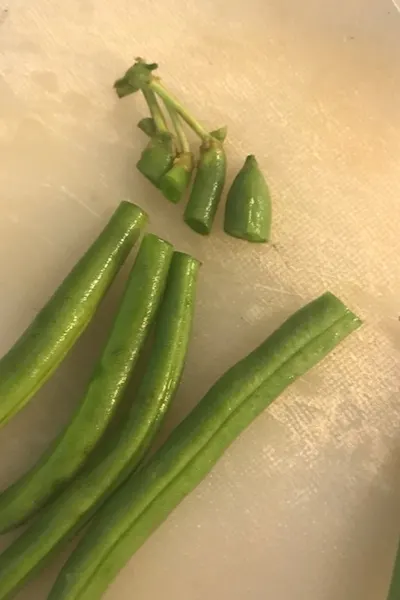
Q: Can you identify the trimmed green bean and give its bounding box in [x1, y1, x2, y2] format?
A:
[0, 201, 147, 428]
[49, 292, 361, 600]
[159, 152, 194, 204]
[224, 155, 272, 243]
[136, 132, 175, 187]
[0, 252, 200, 600]
[0, 233, 172, 532]
[184, 138, 227, 235]
[158, 103, 193, 204]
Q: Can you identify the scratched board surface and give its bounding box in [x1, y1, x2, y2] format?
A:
[0, 0, 400, 598]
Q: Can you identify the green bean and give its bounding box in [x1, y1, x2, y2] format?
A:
[224, 155, 272, 243]
[136, 132, 175, 187]
[156, 102, 193, 204]
[0, 201, 147, 428]
[0, 251, 200, 600]
[0, 233, 172, 533]
[159, 152, 194, 204]
[136, 88, 176, 187]
[48, 292, 361, 600]
[387, 537, 400, 600]
[184, 138, 227, 234]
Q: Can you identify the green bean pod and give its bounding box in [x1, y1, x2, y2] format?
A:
[0, 252, 200, 600]
[387, 538, 400, 600]
[224, 155, 272, 243]
[184, 137, 227, 235]
[49, 292, 361, 600]
[0, 233, 173, 533]
[0, 201, 147, 429]
[136, 132, 175, 186]
[159, 152, 194, 204]
[137, 117, 157, 137]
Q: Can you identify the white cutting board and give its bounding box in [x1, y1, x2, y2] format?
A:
[0, 1, 400, 598]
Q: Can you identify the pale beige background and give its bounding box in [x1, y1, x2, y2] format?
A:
[0, 0, 400, 599]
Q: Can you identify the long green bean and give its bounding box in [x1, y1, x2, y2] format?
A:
[0, 201, 147, 427]
[49, 292, 361, 600]
[0, 233, 172, 532]
[0, 252, 200, 600]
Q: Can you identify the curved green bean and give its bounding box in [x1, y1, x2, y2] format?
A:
[0, 233, 173, 532]
[0, 201, 147, 428]
[49, 292, 361, 600]
[0, 251, 200, 600]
